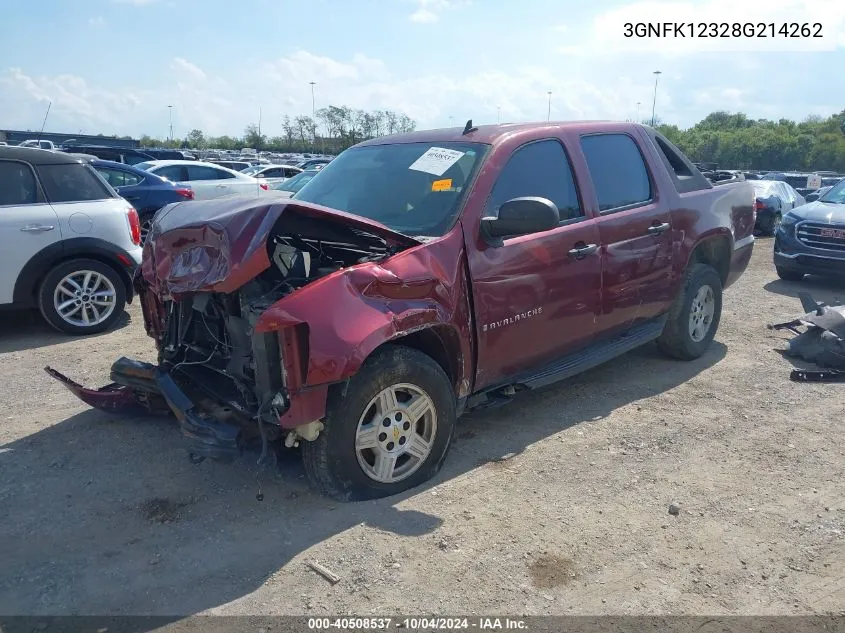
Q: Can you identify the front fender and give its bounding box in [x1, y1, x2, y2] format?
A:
[253, 229, 474, 398]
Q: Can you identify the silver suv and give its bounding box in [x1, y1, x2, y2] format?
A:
[0, 146, 143, 334]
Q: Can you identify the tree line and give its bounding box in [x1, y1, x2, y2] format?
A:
[656, 110, 845, 173]
[139, 105, 416, 154]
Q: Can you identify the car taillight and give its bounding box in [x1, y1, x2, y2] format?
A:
[259, 183, 269, 191]
[127, 207, 141, 246]
[755, 200, 765, 210]
[175, 187, 194, 199]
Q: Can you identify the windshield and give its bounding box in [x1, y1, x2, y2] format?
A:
[820, 179, 845, 204]
[293, 142, 489, 237]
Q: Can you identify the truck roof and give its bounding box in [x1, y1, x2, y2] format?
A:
[358, 121, 644, 147]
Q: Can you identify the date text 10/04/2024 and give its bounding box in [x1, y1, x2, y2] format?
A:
[623, 22, 823, 38]
[307, 617, 528, 630]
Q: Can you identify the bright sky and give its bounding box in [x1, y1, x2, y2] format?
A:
[2, 0, 844, 138]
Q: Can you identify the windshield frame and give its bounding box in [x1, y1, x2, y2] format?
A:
[819, 179, 845, 204]
[291, 141, 491, 238]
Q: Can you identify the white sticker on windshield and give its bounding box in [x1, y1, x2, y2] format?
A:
[408, 147, 465, 176]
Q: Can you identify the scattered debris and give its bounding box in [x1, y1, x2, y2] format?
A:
[770, 294, 845, 381]
[306, 560, 341, 585]
[494, 452, 517, 462]
[668, 502, 681, 516]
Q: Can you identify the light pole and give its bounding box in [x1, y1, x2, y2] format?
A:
[167, 105, 173, 142]
[497, 106, 501, 125]
[309, 81, 316, 118]
[449, 115, 454, 127]
[650, 71, 661, 127]
[547, 91, 552, 121]
[636, 101, 641, 123]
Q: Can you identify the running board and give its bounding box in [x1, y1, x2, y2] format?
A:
[517, 317, 667, 390]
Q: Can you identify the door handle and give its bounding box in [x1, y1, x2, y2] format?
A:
[215, 184, 227, 188]
[20, 224, 55, 233]
[567, 243, 598, 259]
[647, 222, 670, 235]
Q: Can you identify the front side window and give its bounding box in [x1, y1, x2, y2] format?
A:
[581, 134, 652, 212]
[0, 160, 38, 206]
[35, 164, 115, 203]
[485, 139, 582, 221]
[294, 142, 489, 237]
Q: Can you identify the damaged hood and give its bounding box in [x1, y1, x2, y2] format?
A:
[143, 197, 421, 295]
[790, 200, 845, 223]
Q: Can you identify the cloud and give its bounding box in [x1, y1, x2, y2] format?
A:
[111, 0, 160, 5]
[87, 16, 105, 27]
[408, 0, 466, 24]
[170, 57, 207, 82]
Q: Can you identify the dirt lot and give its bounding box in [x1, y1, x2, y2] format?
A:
[1, 238, 843, 617]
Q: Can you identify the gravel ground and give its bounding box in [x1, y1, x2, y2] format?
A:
[1, 238, 843, 617]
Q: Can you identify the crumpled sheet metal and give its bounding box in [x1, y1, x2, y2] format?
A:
[770, 293, 845, 376]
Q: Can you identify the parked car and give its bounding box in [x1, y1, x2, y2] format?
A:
[48, 122, 754, 500]
[0, 146, 142, 334]
[140, 148, 197, 161]
[243, 164, 303, 180]
[751, 180, 805, 235]
[265, 168, 321, 197]
[773, 178, 845, 281]
[296, 157, 332, 170]
[18, 139, 57, 151]
[88, 159, 195, 242]
[134, 160, 268, 200]
[61, 145, 155, 166]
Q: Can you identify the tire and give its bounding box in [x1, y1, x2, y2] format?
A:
[302, 345, 456, 501]
[657, 263, 723, 361]
[38, 258, 127, 335]
[761, 212, 782, 236]
[776, 266, 804, 282]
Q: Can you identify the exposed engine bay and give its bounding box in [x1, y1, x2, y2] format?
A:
[154, 212, 401, 432]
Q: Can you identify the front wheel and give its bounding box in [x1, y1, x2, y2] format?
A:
[657, 263, 723, 361]
[38, 259, 126, 335]
[302, 345, 456, 501]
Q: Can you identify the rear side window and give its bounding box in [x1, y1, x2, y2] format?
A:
[153, 165, 186, 182]
[581, 134, 652, 212]
[0, 160, 39, 206]
[36, 164, 115, 203]
[187, 165, 226, 180]
[96, 167, 143, 187]
[486, 139, 582, 221]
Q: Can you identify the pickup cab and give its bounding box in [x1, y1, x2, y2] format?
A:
[47, 121, 755, 501]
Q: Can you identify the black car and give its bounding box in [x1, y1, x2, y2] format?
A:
[773, 179, 845, 281]
[752, 179, 805, 235]
[61, 145, 154, 166]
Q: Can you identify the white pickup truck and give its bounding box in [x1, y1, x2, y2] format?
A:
[18, 139, 58, 151]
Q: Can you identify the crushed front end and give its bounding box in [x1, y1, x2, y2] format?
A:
[47, 197, 421, 461]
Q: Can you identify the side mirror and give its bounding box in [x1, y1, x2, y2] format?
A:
[481, 197, 560, 244]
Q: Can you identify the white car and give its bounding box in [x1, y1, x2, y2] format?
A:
[0, 146, 143, 334]
[134, 160, 268, 200]
[18, 139, 57, 151]
[242, 164, 303, 183]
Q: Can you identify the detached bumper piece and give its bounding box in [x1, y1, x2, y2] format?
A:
[46, 357, 243, 462]
[770, 293, 845, 382]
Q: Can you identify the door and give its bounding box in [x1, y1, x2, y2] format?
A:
[0, 160, 63, 304]
[181, 164, 230, 200]
[579, 133, 674, 336]
[465, 139, 602, 389]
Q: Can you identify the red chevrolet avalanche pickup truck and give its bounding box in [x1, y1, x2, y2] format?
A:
[48, 121, 756, 501]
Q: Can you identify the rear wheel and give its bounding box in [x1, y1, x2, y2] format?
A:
[38, 259, 126, 335]
[658, 263, 723, 361]
[776, 266, 804, 282]
[302, 345, 456, 501]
